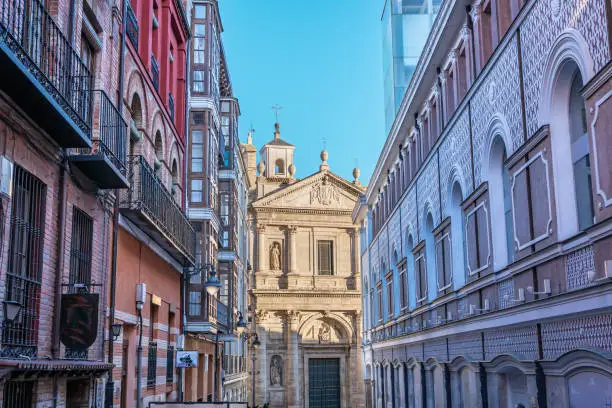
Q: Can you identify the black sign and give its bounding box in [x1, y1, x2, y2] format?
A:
[60, 293, 99, 350]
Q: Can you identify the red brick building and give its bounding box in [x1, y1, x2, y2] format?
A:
[0, 0, 128, 404]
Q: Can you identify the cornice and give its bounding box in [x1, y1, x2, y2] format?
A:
[252, 290, 361, 298]
[251, 207, 353, 216]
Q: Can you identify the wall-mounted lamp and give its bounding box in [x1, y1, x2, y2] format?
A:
[235, 312, 247, 334]
[111, 323, 122, 340]
[204, 265, 221, 296]
[136, 283, 147, 311]
[2, 300, 22, 324]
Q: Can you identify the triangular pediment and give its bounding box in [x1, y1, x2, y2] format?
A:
[252, 170, 363, 212]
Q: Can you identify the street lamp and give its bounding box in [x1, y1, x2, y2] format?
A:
[248, 333, 260, 408]
[2, 300, 22, 324]
[204, 265, 221, 296]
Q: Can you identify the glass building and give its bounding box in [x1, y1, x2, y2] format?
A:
[382, 0, 441, 132]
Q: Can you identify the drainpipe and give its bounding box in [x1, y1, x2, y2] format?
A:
[52, 157, 67, 408]
[105, 0, 128, 405]
[136, 307, 144, 408]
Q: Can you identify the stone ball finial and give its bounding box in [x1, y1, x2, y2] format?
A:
[257, 161, 265, 175]
[320, 149, 328, 163]
[353, 167, 360, 181]
[288, 163, 296, 177]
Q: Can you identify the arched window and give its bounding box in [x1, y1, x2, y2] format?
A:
[449, 181, 466, 287]
[568, 72, 594, 231]
[130, 94, 143, 128]
[423, 212, 436, 301]
[171, 159, 178, 184]
[404, 231, 415, 309]
[488, 135, 514, 270]
[275, 159, 285, 175]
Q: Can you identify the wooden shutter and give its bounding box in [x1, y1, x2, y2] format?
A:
[318, 241, 333, 275]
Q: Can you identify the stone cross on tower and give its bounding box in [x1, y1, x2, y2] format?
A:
[271, 105, 282, 122]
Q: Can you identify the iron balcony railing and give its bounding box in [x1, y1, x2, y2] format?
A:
[0, 0, 92, 136]
[77, 90, 127, 173]
[126, 2, 138, 50]
[151, 55, 159, 90]
[121, 155, 195, 263]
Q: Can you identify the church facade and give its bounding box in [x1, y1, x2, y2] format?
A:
[242, 124, 366, 408]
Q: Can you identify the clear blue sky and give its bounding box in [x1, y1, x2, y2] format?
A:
[219, 1, 385, 185]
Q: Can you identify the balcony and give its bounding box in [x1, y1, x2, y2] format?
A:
[0, 0, 92, 147]
[120, 155, 195, 266]
[185, 287, 230, 334]
[126, 3, 138, 50]
[69, 90, 128, 189]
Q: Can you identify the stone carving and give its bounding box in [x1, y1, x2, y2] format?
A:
[318, 323, 331, 344]
[270, 242, 281, 270]
[270, 355, 283, 386]
[310, 175, 340, 206]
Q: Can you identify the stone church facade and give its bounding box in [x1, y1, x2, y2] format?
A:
[242, 124, 366, 408]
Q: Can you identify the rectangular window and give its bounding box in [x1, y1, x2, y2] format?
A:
[415, 248, 427, 304]
[220, 194, 229, 225]
[193, 71, 205, 93]
[465, 202, 490, 276]
[194, 4, 206, 19]
[377, 285, 383, 322]
[193, 23, 206, 64]
[166, 345, 174, 383]
[399, 263, 408, 309]
[191, 130, 203, 172]
[435, 229, 452, 293]
[386, 277, 393, 318]
[317, 240, 333, 275]
[2, 166, 46, 357]
[81, 36, 95, 74]
[3, 380, 34, 407]
[69, 208, 93, 286]
[191, 180, 203, 203]
[147, 342, 157, 387]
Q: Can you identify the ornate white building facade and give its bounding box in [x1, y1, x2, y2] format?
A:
[354, 0, 612, 405]
[244, 124, 366, 408]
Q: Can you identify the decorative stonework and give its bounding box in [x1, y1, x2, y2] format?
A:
[521, 0, 609, 137]
[471, 36, 523, 186]
[484, 325, 539, 360]
[541, 313, 612, 359]
[270, 242, 282, 271]
[498, 278, 515, 310]
[565, 245, 595, 290]
[448, 332, 482, 361]
[417, 153, 441, 234]
[310, 175, 340, 206]
[439, 107, 473, 218]
[401, 186, 419, 244]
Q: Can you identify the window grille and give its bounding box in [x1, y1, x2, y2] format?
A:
[147, 342, 158, 387]
[166, 346, 174, 383]
[318, 240, 333, 275]
[2, 166, 46, 358]
[69, 208, 93, 287]
[3, 380, 34, 407]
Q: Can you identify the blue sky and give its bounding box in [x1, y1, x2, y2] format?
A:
[219, 1, 385, 185]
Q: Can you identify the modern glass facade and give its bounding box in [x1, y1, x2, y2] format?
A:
[382, 0, 440, 132]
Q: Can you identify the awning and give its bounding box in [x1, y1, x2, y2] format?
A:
[0, 359, 113, 379]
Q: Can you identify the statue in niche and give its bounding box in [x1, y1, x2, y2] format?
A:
[318, 323, 331, 344]
[270, 242, 281, 270]
[270, 355, 283, 386]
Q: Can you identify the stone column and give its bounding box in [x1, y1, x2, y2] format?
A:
[287, 225, 298, 274]
[255, 311, 268, 407]
[257, 225, 266, 273]
[285, 310, 301, 408]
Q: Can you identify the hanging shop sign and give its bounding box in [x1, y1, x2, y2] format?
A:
[60, 293, 100, 350]
[176, 350, 199, 368]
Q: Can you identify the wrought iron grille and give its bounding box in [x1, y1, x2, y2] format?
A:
[69, 208, 93, 286]
[147, 342, 158, 387]
[3, 380, 34, 407]
[0, 0, 92, 135]
[1, 166, 46, 358]
[126, 2, 138, 50]
[168, 92, 174, 121]
[166, 345, 174, 383]
[151, 55, 159, 90]
[120, 155, 195, 262]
